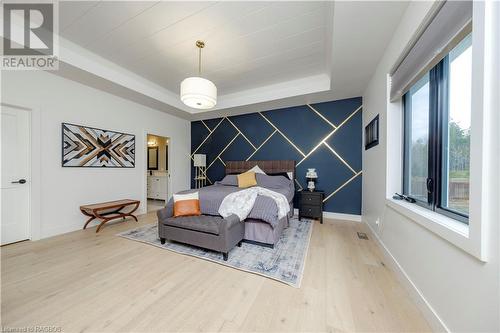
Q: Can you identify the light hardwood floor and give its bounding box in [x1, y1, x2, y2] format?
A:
[1, 212, 431, 332]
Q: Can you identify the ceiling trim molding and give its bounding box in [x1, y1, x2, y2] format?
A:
[1, 2, 409, 120]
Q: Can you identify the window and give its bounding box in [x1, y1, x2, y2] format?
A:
[404, 73, 430, 203]
[403, 34, 471, 223]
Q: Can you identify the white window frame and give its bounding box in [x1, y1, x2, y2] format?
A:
[385, 2, 496, 262]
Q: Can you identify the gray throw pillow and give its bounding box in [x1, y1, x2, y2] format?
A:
[216, 175, 238, 186]
[256, 173, 292, 190]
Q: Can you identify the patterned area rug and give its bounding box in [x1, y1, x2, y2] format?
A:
[118, 217, 313, 288]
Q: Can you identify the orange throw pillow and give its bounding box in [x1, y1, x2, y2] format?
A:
[173, 192, 201, 217]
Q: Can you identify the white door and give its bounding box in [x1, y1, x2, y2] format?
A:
[1, 105, 31, 245]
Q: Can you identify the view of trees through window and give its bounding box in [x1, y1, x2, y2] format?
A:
[404, 33, 471, 222]
[443, 34, 472, 215]
[408, 75, 430, 202]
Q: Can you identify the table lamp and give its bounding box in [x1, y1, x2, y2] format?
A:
[306, 168, 318, 192]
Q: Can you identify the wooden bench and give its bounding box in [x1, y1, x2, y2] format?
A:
[80, 199, 140, 233]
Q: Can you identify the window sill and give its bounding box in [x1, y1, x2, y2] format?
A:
[385, 198, 479, 257]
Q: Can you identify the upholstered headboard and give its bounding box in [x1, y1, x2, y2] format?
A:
[225, 160, 296, 180]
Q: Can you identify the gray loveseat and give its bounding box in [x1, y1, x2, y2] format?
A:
[157, 205, 245, 261]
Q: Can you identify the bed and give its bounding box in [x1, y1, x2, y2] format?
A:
[224, 160, 295, 247]
[162, 160, 296, 248]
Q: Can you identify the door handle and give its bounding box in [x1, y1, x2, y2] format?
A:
[11, 179, 26, 184]
[426, 178, 433, 194]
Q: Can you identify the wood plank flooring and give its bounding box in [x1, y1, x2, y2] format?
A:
[1, 212, 431, 332]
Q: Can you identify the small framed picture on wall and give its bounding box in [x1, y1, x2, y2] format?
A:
[365, 115, 379, 150]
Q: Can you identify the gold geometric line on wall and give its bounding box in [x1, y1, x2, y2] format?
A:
[207, 133, 241, 170]
[192, 104, 362, 192]
[191, 118, 225, 157]
[225, 117, 257, 150]
[296, 131, 334, 167]
[336, 105, 363, 129]
[307, 104, 337, 129]
[259, 112, 306, 157]
[245, 129, 277, 161]
[201, 120, 213, 133]
[297, 105, 363, 167]
[323, 171, 362, 202]
[190, 155, 212, 184]
[294, 179, 303, 191]
[323, 142, 358, 174]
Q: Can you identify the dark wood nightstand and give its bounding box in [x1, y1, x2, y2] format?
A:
[298, 190, 324, 223]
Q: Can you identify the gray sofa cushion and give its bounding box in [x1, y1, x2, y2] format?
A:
[161, 215, 222, 235]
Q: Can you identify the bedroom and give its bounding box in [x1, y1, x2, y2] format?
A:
[1, 1, 499, 332]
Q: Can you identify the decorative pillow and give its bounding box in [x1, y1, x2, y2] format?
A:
[247, 165, 266, 175]
[216, 175, 238, 186]
[237, 171, 257, 188]
[173, 192, 201, 217]
[256, 173, 293, 190]
[267, 172, 291, 180]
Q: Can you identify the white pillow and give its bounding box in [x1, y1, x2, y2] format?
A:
[173, 192, 199, 202]
[247, 165, 266, 175]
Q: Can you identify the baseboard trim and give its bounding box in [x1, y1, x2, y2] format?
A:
[323, 211, 362, 222]
[293, 209, 362, 222]
[364, 220, 449, 333]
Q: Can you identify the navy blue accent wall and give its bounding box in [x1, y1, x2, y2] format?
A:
[191, 97, 363, 215]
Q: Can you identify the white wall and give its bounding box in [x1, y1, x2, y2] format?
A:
[362, 2, 499, 332]
[1, 70, 191, 239]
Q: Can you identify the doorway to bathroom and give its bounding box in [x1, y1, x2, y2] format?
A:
[146, 134, 170, 213]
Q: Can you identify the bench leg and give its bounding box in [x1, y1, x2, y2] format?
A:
[95, 219, 111, 233]
[125, 202, 140, 222]
[222, 252, 228, 261]
[83, 216, 96, 230]
[160, 237, 166, 245]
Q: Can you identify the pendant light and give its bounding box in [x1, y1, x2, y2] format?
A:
[180, 40, 217, 109]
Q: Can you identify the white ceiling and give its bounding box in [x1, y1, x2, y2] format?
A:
[54, 1, 409, 119]
[60, 1, 328, 95]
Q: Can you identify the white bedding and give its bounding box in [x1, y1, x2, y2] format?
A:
[218, 186, 290, 221]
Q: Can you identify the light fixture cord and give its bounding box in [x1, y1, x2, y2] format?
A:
[198, 46, 202, 76]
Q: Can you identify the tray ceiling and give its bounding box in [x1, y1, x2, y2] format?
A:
[55, 1, 409, 118]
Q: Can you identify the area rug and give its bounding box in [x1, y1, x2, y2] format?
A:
[117, 216, 313, 288]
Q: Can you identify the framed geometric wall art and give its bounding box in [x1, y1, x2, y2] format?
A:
[62, 123, 135, 167]
[364, 114, 379, 150]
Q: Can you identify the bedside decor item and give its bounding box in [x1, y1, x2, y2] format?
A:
[193, 154, 207, 188]
[173, 192, 201, 217]
[62, 123, 135, 167]
[299, 190, 324, 224]
[365, 114, 379, 149]
[306, 168, 318, 192]
[237, 171, 257, 188]
[180, 40, 217, 109]
[80, 199, 140, 233]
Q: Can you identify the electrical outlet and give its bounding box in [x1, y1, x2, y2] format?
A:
[375, 218, 380, 227]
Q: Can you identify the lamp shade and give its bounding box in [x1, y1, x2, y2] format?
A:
[193, 154, 206, 167]
[180, 77, 217, 109]
[306, 168, 318, 178]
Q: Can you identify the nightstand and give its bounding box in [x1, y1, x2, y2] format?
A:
[298, 190, 324, 223]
